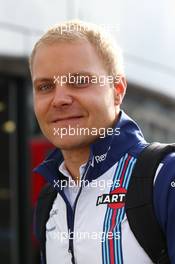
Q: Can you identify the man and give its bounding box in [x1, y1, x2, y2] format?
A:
[29, 20, 175, 263]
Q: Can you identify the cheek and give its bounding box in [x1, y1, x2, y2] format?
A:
[33, 99, 47, 124]
[91, 90, 115, 113]
[33, 100, 40, 119]
[84, 92, 115, 123]
[100, 93, 116, 123]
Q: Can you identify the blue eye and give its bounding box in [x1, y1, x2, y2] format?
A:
[68, 75, 91, 88]
[75, 81, 89, 87]
[38, 83, 54, 92]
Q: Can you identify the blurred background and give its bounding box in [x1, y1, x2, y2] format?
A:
[0, 0, 175, 263]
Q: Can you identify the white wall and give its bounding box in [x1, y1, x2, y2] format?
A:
[0, 0, 175, 98]
[78, 0, 175, 98]
[0, 0, 78, 55]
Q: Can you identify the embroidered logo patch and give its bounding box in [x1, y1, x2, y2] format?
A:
[96, 187, 127, 209]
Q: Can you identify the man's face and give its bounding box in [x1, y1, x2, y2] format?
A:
[32, 40, 122, 150]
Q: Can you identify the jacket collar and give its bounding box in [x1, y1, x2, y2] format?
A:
[34, 110, 147, 185]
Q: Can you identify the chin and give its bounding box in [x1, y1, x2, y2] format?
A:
[49, 135, 95, 150]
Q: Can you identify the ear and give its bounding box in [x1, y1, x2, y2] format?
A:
[114, 76, 127, 105]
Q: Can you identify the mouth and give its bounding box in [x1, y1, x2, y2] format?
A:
[52, 116, 84, 123]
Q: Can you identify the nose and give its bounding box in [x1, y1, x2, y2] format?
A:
[51, 84, 73, 108]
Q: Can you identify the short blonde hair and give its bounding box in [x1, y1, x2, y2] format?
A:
[29, 20, 124, 78]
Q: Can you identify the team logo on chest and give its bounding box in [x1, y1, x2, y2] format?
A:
[96, 187, 127, 209]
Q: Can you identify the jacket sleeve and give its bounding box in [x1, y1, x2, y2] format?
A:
[154, 153, 175, 263]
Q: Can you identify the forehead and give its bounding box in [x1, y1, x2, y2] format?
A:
[32, 40, 107, 81]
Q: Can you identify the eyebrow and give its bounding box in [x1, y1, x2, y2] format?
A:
[33, 78, 53, 86]
[70, 71, 97, 77]
[71, 71, 95, 75]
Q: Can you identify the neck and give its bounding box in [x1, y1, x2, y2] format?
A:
[61, 146, 90, 183]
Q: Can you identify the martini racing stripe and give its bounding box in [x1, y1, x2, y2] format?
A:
[102, 154, 128, 264]
[102, 154, 137, 264]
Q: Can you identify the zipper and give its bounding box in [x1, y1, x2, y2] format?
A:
[68, 158, 92, 264]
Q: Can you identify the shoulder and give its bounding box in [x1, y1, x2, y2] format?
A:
[154, 152, 175, 261]
[38, 183, 56, 199]
[154, 152, 175, 193]
[153, 152, 175, 229]
[33, 183, 57, 241]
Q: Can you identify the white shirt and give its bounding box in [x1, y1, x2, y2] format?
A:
[58, 161, 87, 208]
